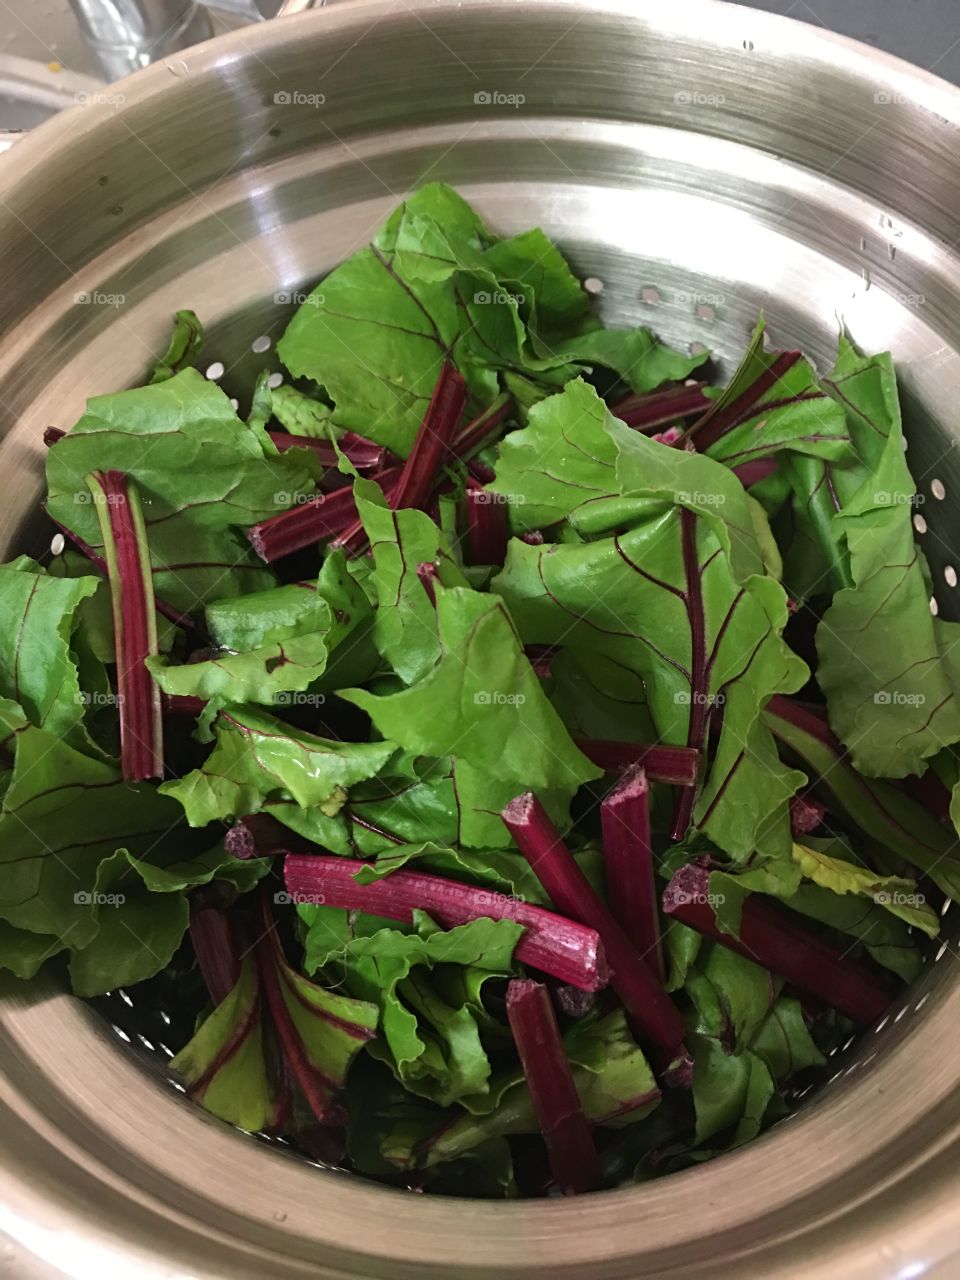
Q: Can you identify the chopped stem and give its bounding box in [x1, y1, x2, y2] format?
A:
[501, 793, 685, 1057]
[189, 905, 240, 1007]
[601, 767, 664, 982]
[43, 426, 66, 446]
[662, 864, 892, 1024]
[283, 854, 609, 992]
[573, 738, 700, 786]
[465, 485, 509, 566]
[225, 811, 299, 859]
[87, 470, 163, 780]
[267, 430, 392, 471]
[506, 978, 602, 1195]
[390, 362, 468, 513]
[247, 465, 401, 561]
[610, 383, 713, 431]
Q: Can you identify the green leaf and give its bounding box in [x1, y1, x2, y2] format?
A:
[392, 1010, 659, 1169]
[791, 841, 939, 936]
[67, 845, 269, 997]
[301, 909, 522, 1106]
[148, 551, 370, 705]
[547, 326, 707, 394]
[700, 317, 852, 468]
[160, 705, 397, 826]
[269, 384, 334, 436]
[149, 309, 204, 384]
[749, 996, 826, 1081]
[785, 882, 924, 982]
[342, 586, 600, 794]
[45, 369, 319, 613]
[0, 558, 99, 749]
[791, 338, 960, 777]
[493, 508, 806, 861]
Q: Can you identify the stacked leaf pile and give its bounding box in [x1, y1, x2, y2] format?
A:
[3, 184, 956, 1197]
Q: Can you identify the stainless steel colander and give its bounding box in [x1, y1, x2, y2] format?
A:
[1, 2, 959, 1275]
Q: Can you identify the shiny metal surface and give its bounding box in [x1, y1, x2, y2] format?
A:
[0, 2, 959, 1276]
[67, 0, 214, 80]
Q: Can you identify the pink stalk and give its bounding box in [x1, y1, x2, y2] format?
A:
[247, 465, 401, 562]
[610, 383, 713, 432]
[267, 430, 393, 471]
[733, 457, 780, 488]
[600, 767, 663, 982]
[87, 470, 163, 780]
[46, 511, 197, 632]
[501, 793, 685, 1057]
[506, 979, 602, 1196]
[189, 905, 239, 1007]
[163, 693, 207, 718]
[465, 486, 509, 566]
[283, 854, 609, 992]
[662, 863, 892, 1025]
[573, 738, 700, 787]
[389, 362, 468, 513]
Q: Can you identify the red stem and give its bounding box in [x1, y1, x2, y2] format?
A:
[247, 465, 402, 562]
[672, 508, 707, 840]
[255, 894, 344, 1125]
[733, 457, 780, 488]
[390, 362, 468, 512]
[465, 487, 509, 566]
[46, 511, 198, 632]
[283, 854, 609, 992]
[610, 383, 713, 431]
[189, 905, 240, 1007]
[267, 430, 393, 471]
[501, 793, 685, 1057]
[88, 471, 163, 780]
[682, 351, 802, 451]
[416, 561, 439, 606]
[573, 739, 700, 787]
[506, 979, 602, 1196]
[662, 864, 892, 1024]
[450, 395, 513, 461]
[601, 767, 663, 982]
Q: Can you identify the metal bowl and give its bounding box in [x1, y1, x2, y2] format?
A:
[1, 2, 959, 1275]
